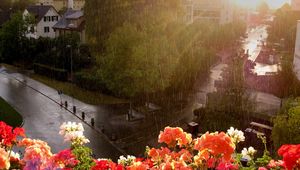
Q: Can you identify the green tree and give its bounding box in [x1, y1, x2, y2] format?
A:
[272, 98, 300, 149]
[99, 22, 178, 97]
[0, 12, 32, 63]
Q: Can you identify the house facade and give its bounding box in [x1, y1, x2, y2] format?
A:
[53, 9, 85, 42]
[183, 0, 234, 25]
[35, 0, 85, 11]
[23, 5, 60, 39]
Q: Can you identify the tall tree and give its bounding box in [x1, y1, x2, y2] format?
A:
[0, 12, 32, 63]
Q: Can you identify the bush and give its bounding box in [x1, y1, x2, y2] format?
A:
[74, 71, 106, 91]
[272, 98, 300, 150]
[33, 63, 68, 81]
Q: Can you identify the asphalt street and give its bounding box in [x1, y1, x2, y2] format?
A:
[0, 69, 122, 160]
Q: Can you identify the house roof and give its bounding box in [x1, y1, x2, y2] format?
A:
[65, 10, 83, 19]
[53, 9, 84, 31]
[25, 5, 56, 22]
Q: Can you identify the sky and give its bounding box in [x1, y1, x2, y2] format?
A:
[235, 0, 290, 9]
[266, 0, 290, 8]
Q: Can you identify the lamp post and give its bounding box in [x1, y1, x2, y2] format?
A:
[66, 45, 73, 82]
[66, 45, 74, 108]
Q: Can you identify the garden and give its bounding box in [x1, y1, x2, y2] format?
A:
[0, 120, 299, 170]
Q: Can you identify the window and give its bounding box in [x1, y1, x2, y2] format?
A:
[52, 16, 59, 21]
[47, 16, 51, 21]
[44, 16, 47, 22]
[44, 27, 50, 33]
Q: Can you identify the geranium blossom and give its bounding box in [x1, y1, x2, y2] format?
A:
[194, 132, 235, 161]
[0, 121, 25, 147]
[158, 127, 192, 147]
[241, 146, 256, 161]
[19, 138, 53, 169]
[59, 122, 90, 145]
[268, 159, 285, 169]
[278, 144, 300, 170]
[0, 121, 299, 170]
[118, 155, 136, 166]
[227, 127, 245, 144]
[52, 149, 79, 168]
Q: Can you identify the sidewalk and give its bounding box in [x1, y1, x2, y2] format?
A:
[0, 66, 167, 156]
[0, 66, 128, 158]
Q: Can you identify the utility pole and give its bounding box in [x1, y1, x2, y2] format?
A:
[66, 45, 74, 106]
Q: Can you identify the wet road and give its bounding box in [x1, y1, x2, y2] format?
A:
[187, 25, 281, 118]
[0, 69, 122, 159]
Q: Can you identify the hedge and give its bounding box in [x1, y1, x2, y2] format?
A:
[74, 72, 106, 91]
[33, 63, 68, 81]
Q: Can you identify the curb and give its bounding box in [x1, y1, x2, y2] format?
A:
[0, 71, 127, 155]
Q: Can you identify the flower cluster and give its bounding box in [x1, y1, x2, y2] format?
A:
[52, 149, 79, 169]
[227, 127, 245, 144]
[158, 127, 192, 147]
[0, 121, 25, 147]
[0, 121, 299, 170]
[241, 147, 257, 161]
[277, 144, 300, 170]
[59, 121, 90, 145]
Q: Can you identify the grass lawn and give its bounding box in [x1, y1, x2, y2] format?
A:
[0, 97, 23, 127]
[30, 74, 128, 105]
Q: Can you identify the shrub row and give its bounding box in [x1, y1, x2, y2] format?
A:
[74, 72, 106, 91]
[33, 63, 68, 81]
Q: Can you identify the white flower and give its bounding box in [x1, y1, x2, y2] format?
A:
[10, 151, 20, 159]
[227, 127, 245, 144]
[241, 147, 257, 161]
[118, 155, 136, 166]
[59, 122, 89, 145]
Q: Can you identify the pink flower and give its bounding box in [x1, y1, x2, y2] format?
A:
[216, 161, 238, 170]
[53, 149, 79, 168]
[258, 167, 268, 170]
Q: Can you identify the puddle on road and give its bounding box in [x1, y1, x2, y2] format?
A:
[252, 63, 281, 76]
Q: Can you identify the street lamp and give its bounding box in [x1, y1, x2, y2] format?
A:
[66, 45, 73, 82]
[66, 45, 75, 109]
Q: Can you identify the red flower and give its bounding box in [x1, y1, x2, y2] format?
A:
[53, 149, 79, 168]
[216, 160, 238, 170]
[278, 144, 300, 170]
[92, 159, 120, 170]
[194, 132, 234, 161]
[0, 121, 25, 147]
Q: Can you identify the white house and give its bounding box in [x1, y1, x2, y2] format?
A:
[183, 0, 234, 25]
[23, 5, 60, 39]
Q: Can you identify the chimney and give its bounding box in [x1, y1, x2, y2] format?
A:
[68, 0, 74, 9]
